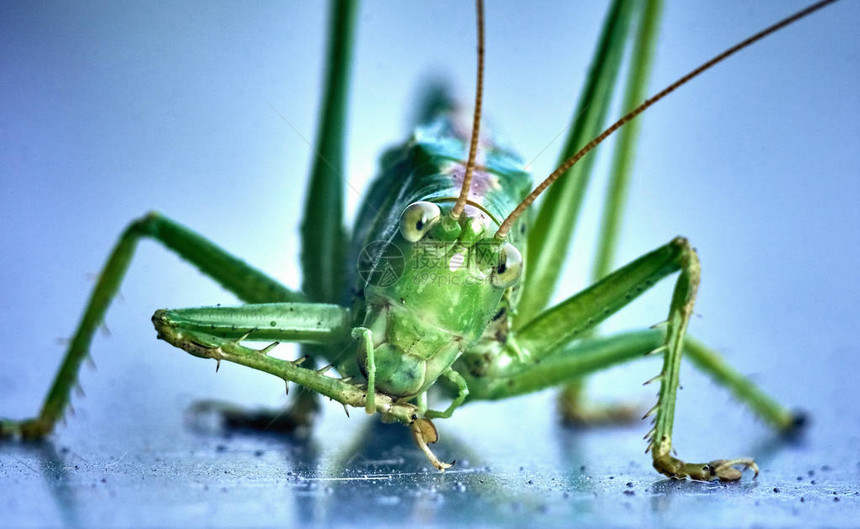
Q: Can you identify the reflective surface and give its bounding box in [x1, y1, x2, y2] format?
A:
[2, 372, 859, 528]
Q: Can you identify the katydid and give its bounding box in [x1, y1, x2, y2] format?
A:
[0, 0, 845, 481]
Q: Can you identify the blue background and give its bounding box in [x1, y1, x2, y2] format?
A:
[1, 2, 858, 527]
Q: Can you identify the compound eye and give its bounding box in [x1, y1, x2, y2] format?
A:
[491, 242, 523, 288]
[399, 201, 441, 242]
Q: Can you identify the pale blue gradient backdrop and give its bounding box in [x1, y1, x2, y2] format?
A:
[1, 2, 858, 527]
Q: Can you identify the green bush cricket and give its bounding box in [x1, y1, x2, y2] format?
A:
[1, 1, 854, 481]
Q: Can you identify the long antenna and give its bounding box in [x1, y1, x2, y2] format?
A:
[451, 0, 485, 220]
[495, 0, 838, 239]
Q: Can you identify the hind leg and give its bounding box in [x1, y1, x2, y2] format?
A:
[1, 212, 303, 439]
[462, 238, 799, 480]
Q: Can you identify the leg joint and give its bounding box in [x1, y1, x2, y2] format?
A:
[669, 235, 700, 282]
[670, 235, 696, 261]
[129, 210, 163, 237]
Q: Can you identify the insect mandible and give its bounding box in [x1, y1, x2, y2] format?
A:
[0, 0, 848, 480]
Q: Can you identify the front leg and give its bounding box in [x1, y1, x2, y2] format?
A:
[154, 305, 460, 471]
[0, 212, 302, 440]
[151, 304, 419, 425]
[351, 327, 376, 414]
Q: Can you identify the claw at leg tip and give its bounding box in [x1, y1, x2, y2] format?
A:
[410, 418, 453, 471]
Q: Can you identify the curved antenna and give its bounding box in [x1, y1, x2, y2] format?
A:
[451, 0, 485, 220]
[496, 0, 838, 239]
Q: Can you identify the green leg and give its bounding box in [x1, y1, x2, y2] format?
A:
[592, 0, 663, 281]
[152, 303, 350, 344]
[463, 330, 798, 433]
[151, 306, 418, 425]
[516, 237, 695, 359]
[464, 331, 795, 481]
[645, 244, 758, 481]
[0, 212, 301, 439]
[425, 368, 469, 420]
[519, 0, 638, 324]
[466, 237, 790, 481]
[300, 0, 358, 305]
[531, 236, 757, 480]
[291, 0, 359, 435]
[351, 327, 376, 414]
[160, 303, 354, 435]
[560, 0, 664, 427]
